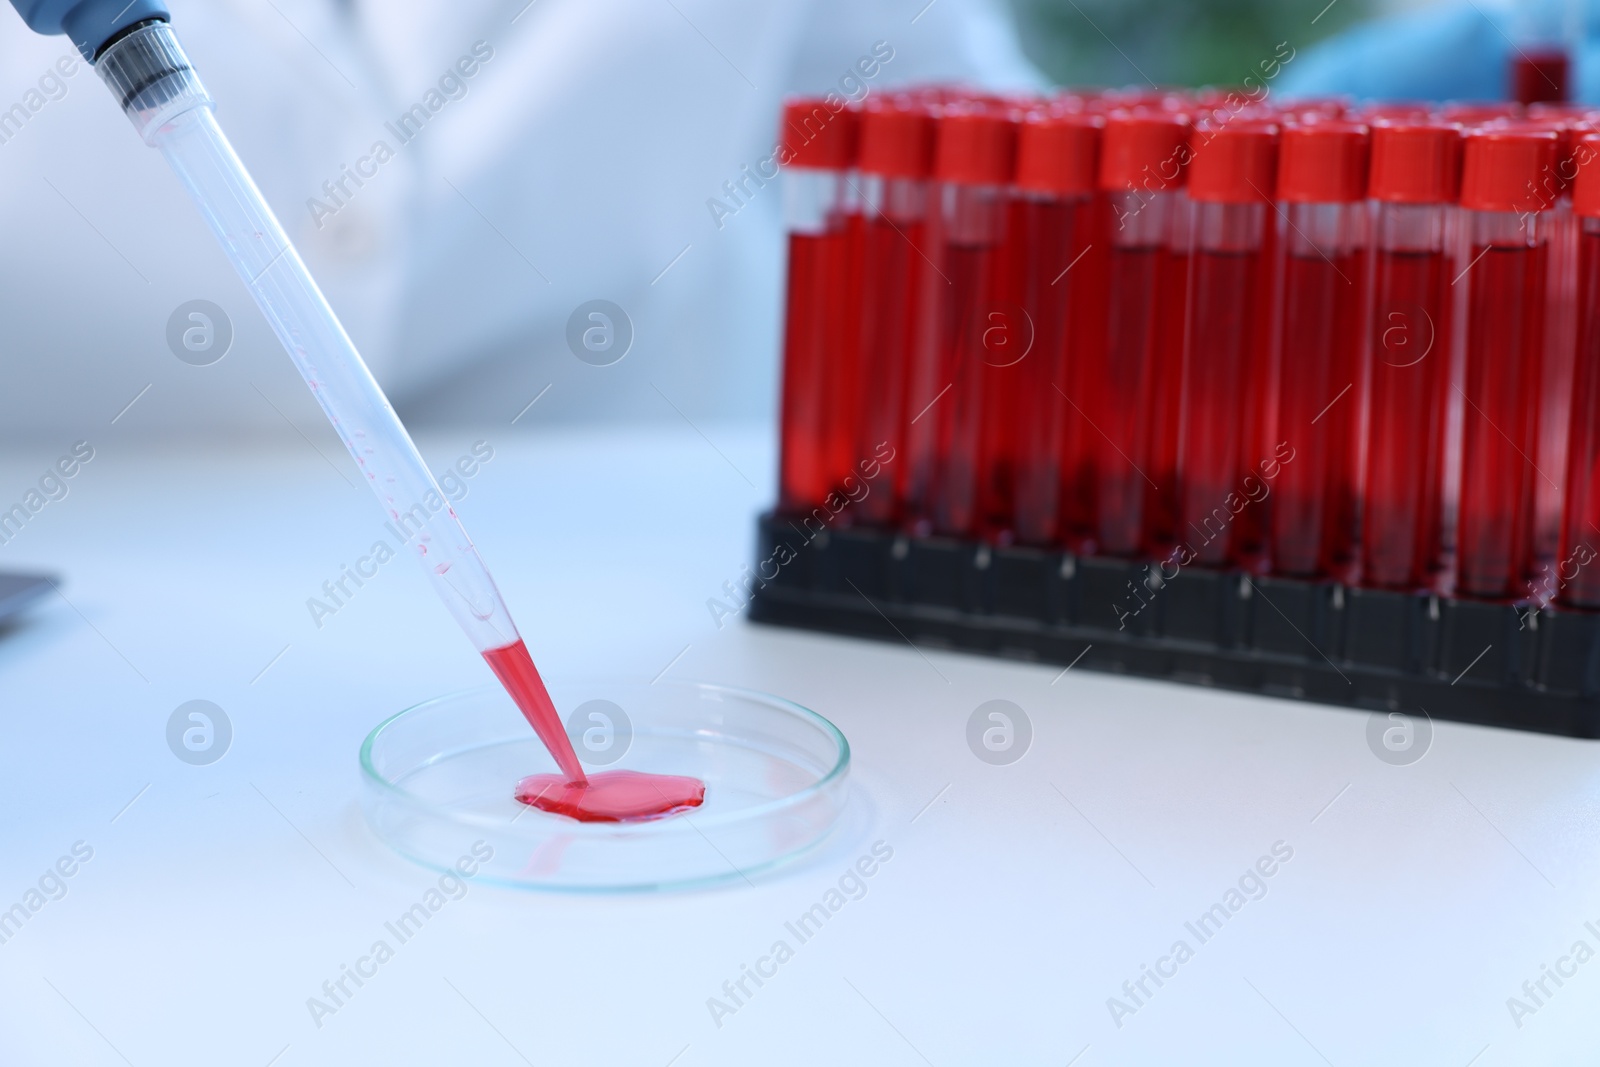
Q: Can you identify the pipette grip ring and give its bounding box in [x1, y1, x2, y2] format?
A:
[93, 20, 211, 144]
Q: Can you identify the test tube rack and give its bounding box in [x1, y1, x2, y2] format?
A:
[747, 512, 1600, 739]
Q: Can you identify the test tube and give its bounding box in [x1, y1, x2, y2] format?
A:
[777, 98, 858, 515]
[983, 110, 1103, 545]
[1508, 0, 1575, 105]
[1530, 114, 1584, 597]
[1270, 121, 1371, 580]
[827, 143, 867, 518]
[906, 105, 1018, 537]
[1175, 119, 1280, 570]
[853, 99, 935, 527]
[1455, 125, 1559, 599]
[1559, 132, 1600, 606]
[1092, 111, 1193, 557]
[1361, 121, 1463, 592]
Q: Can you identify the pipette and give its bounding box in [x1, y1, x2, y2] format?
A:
[9, 5, 589, 783]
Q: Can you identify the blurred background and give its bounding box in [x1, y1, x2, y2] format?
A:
[0, 0, 1582, 443]
[1009, 0, 1377, 87]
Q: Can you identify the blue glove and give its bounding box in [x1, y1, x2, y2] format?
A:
[1277, 0, 1600, 103]
[8, 0, 169, 59]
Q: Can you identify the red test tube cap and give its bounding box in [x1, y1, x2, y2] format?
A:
[1459, 126, 1559, 212]
[1440, 101, 1524, 128]
[1278, 120, 1370, 202]
[1369, 121, 1462, 203]
[933, 105, 1018, 186]
[858, 101, 935, 179]
[1015, 111, 1103, 196]
[1528, 116, 1581, 192]
[1574, 133, 1600, 217]
[1356, 101, 1434, 122]
[1186, 120, 1279, 204]
[1277, 95, 1351, 119]
[1528, 102, 1600, 121]
[1098, 110, 1191, 191]
[780, 98, 858, 170]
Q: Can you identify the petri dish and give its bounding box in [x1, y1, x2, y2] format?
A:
[359, 681, 850, 892]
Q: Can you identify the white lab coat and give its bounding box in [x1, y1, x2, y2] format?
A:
[0, 0, 1040, 436]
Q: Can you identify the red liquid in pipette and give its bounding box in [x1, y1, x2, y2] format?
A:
[482, 639, 705, 823]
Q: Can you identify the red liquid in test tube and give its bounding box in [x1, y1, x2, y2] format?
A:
[907, 105, 1018, 537]
[1270, 121, 1371, 580]
[1175, 120, 1280, 570]
[776, 99, 858, 514]
[852, 99, 936, 527]
[981, 109, 1103, 545]
[1361, 121, 1463, 591]
[1528, 115, 1584, 597]
[1455, 125, 1559, 600]
[827, 185, 867, 516]
[1091, 111, 1192, 557]
[1559, 133, 1600, 606]
[1512, 49, 1570, 106]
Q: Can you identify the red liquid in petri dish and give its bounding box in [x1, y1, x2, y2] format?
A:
[515, 770, 706, 824]
[483, 639, 706, 823]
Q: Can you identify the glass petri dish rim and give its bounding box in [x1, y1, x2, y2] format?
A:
[358, 679, 852, 835]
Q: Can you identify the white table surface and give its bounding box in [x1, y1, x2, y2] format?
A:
[1, 422, 1597, 1067]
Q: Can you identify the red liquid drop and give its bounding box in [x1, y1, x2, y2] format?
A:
[515, 769, 706, 824]
[481, 639, 587, 783]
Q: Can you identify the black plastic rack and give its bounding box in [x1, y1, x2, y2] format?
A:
[746, 512, 1600, 739]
